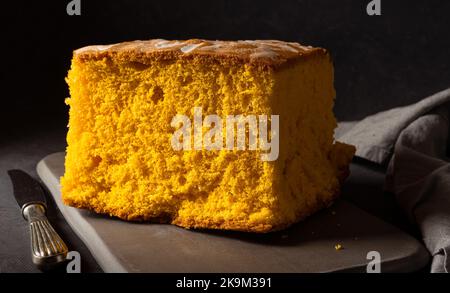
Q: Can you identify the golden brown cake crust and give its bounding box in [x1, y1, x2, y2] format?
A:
[74, 39, 327, 68]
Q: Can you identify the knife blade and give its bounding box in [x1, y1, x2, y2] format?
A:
[8, 169, 48, 210]
[8, 169, 68, 268]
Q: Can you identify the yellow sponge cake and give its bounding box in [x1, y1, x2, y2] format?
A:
[62, 39, 355, 232]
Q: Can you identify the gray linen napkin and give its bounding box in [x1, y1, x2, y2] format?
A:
[337, 88, 450, 273]
[339, 88, 450, 165]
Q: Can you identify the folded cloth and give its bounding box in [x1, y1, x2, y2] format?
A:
[339, 88, 450, 165]
[338, 88, 450, 273]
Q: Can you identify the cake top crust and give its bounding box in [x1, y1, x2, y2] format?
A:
[74, 39, 327, 67]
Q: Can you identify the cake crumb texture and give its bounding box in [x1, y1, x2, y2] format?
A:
[61, 39, 355, 233]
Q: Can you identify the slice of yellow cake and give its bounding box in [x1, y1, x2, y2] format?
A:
[62, 39, 355, 232]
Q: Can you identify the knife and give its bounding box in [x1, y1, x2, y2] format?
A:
[8, 169, 68, 268]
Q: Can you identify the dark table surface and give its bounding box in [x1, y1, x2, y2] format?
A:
[0, 123, 102, 273]
[0, 122, 427, 273]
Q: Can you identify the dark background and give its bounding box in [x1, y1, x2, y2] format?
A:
[0, 0, 448, 272]
[1, 0, 450, 132]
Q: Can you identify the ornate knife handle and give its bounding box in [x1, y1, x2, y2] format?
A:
[22, 203, 68, 267]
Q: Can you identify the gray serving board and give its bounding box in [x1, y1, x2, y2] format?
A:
[37, 152, 429, 273]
